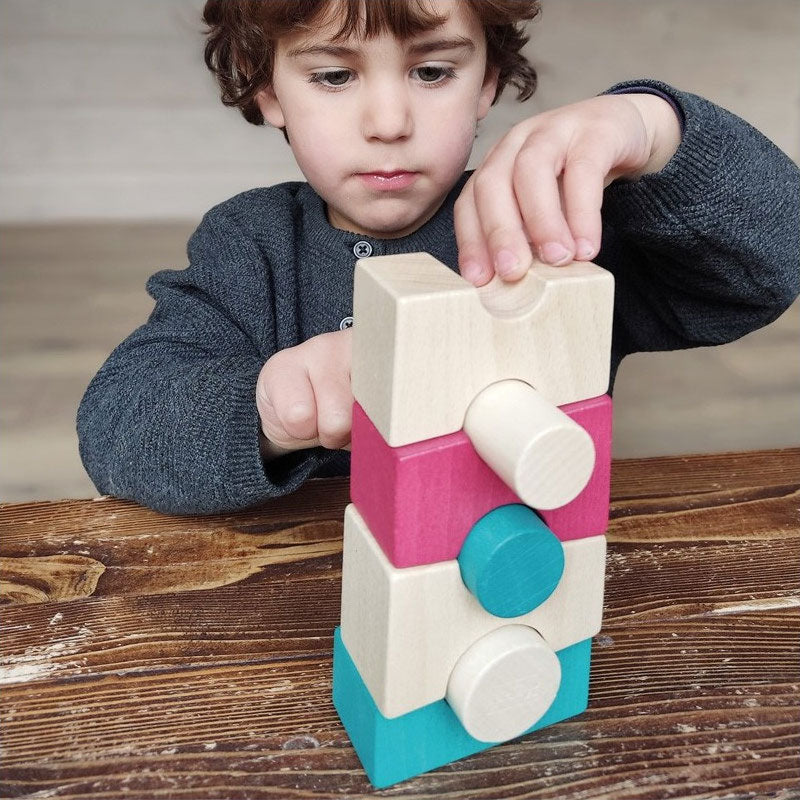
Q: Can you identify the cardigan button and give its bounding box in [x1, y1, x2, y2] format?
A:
[353, 241, 373, 258]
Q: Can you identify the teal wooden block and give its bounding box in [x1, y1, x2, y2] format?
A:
[458, 504, 565, 617]
[332, 626, 592, 789]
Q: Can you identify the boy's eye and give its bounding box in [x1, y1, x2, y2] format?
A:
[415, 65, 455, 84]
[309, 69, 352, 88]
[307, 64, 457, 91]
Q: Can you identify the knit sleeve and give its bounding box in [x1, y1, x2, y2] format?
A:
[598, 79, 800, 359]
[76, 208, 341, 514]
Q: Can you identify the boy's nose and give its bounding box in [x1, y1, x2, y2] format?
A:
[361, 82, 413, 142]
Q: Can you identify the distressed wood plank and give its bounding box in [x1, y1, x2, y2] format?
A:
[2, 532, 798, 686]
[1, 617, 797, 799]
[1, 451, 797, 606]
[609, 447, 800, 498]
[1, 449, 799, 798]
[0, 476, 351, 547]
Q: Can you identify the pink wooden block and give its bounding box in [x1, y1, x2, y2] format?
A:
[350, 394, 612, 568]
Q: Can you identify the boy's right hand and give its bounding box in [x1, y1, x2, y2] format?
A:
[256, 328, 353, 458]
[455, 93, 682, 285]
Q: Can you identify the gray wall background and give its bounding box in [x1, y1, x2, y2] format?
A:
[0, 0, 798, 502]
[1, 0, 798, 223]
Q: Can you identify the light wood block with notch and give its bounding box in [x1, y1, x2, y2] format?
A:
[351, 253, 614, 447]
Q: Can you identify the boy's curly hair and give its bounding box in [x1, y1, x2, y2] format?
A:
[202, 0, 541, 128]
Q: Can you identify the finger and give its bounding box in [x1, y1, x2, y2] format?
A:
[255, 367, 284, 439]
[560, 148, 610, 260]
[454, 178, 494, 286]
[310, 365, 353, 450]
[471, 160, 535, 282]
[260, 355, 319, 444]
[257, 389, 304, 451]
[512, 138, 576, 266]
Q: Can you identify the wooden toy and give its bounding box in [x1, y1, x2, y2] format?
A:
[445, 624, 562, 742]
[339, 502, 606, 717]
[333, 253, 615, 787]
[351, 253, 614, 445]
[457, 503, 565, 618]
[463, 379, 596, 508]
[332, 629, 593, 788]
[350, 393, 612, 568]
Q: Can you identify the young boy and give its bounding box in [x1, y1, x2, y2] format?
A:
[77, 0, 799, 515]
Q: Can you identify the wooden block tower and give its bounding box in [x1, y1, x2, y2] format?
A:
[332, 252, 615, 787]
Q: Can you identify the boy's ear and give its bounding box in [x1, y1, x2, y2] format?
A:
[477, 64, 500, 121]
[255, 86, 285, 128]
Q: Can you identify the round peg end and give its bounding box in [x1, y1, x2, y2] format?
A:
[446, 625, 561, 743]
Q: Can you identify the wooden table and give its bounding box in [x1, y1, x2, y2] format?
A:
[1, 449, 798, 799]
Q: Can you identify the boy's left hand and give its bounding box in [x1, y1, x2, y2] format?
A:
[455, 93, 682, 285]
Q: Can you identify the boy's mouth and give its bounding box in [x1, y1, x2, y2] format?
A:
[357, 171, 419, 191]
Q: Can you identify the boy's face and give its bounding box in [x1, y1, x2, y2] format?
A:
[256, 0, 498, 239]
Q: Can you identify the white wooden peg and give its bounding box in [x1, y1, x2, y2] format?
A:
[445, 624, 562, 742]
[463, 379, 596, 509]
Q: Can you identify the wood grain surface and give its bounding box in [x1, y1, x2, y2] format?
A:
[1, 449, 798, 799]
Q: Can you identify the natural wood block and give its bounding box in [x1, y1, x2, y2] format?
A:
[445, 624, 562, 743]
[339, 503, 606, 718]
[351, 253, 614, 447]
[463, 379, 595, 509]
[350, 394, 612, 568]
